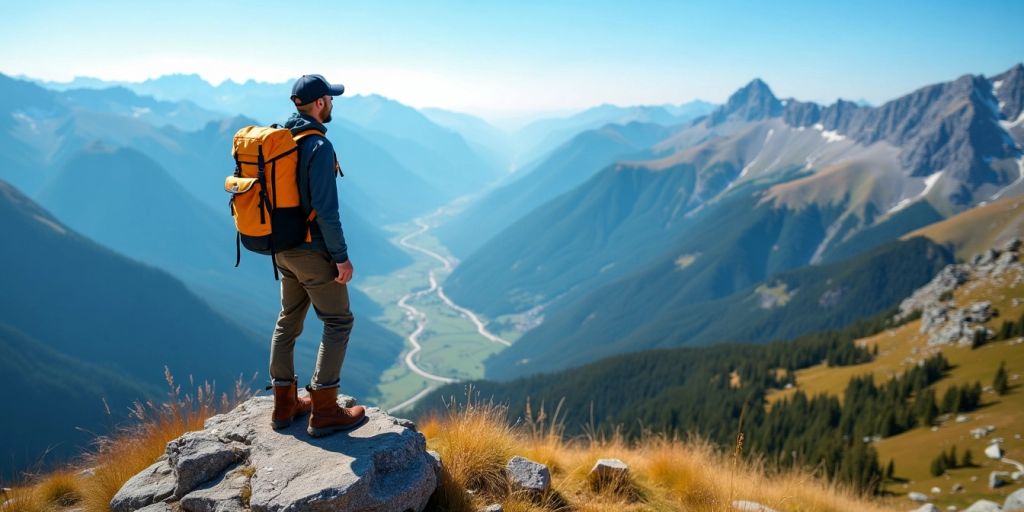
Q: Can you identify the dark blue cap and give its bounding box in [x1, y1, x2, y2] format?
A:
[291, 74, 345, 105]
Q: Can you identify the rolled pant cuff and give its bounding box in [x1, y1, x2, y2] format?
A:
[271, 376, 298, 388]
[309, 378, 340, 391]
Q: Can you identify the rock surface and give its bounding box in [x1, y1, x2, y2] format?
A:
[505, 456, 551, 493]
[896, 240, 1023, 345]
[909, 491, 929, 502]
[987, 443, 1005, 460]
[732, 500, 778, 512]
[589, 458, 629, 487]
[911, 504, 940, 512]
[964, 499, 1002, 512]
[110, 460, 176, 511]
[1006, 487, 1024, 511]
[992, 471, 1012, 489]
[112, 395, 438, 512]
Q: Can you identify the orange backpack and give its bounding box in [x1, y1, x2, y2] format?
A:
[225, 125, 321, 278]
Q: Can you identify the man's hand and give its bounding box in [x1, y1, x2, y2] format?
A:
[336, 260, 354, 284]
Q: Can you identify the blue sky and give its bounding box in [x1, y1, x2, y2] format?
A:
[2, 0, 1022, 118]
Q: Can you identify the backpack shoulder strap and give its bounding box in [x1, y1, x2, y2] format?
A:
[293, 129, 324, 142]
[291, 128, 328, 243]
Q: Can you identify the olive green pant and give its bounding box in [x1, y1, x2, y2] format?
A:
[269, 248, 354, 389]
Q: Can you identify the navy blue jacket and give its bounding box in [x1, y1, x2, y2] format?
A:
[282, 113, 348, 263]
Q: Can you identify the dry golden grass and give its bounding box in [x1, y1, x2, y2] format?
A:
[0, 485, 49, 512]
[3, 369, 250, 512]
[421, 392, 894, 512]
[78, 370, 249, 512]
[35, 471, 81, 507]
[9, 375, 893, 512]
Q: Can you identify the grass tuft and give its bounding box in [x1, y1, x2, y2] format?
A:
[76, 369, 251, 512]
[420, 390, 893, 511]
[0, 485, 48, 512]
[11, 376, 894, 512]
[36, 470, 81, 507]
[426, 389, 518, 497]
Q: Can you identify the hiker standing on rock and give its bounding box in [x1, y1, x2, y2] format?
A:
[267, 74, 366, 436]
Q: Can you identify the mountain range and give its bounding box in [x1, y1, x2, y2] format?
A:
[0, 73, 497, 475]
[0, 179, 265, 474]
[7, 62, 1024, 485]
[444, 63, 1024, 380]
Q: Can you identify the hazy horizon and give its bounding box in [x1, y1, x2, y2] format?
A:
[3, 0, 1023, 122]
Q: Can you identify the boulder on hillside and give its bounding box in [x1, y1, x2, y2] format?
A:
[908, 491, 929, 502]
[964, 499, 1001, 512]
[111, 395, 439, 512]
[992, 471, 1012, 489]
[1005, 487, 1024, 511]
[986, 443, 1005, 460]
[911, 504, 940, 512]
[589, 458, 626, 489]
[505, 456, 551, 494]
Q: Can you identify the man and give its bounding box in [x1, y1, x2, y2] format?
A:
[268, 74, 366, 437]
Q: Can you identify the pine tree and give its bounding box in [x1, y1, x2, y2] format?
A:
[930, 453, 946, 476]
[885, 459, 895, 480]
[999, 320, 1015, 340]
[972, 328, 988, 349]
[962, 448, 974, 468]
[941, 385, 961, 413]
[946, 445, 958, 469]
[994, 361, 1010, 395]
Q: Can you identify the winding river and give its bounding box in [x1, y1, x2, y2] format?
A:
[388, 217, 510, 412]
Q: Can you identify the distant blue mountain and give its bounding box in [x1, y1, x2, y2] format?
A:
[58, 86, 226, 130]
[512, 101, 715, 168]
[437, 121, 674, 257]
[420, 107, 514, 171]
[38, 75, 503, 206]
[0, 178, 265, 474]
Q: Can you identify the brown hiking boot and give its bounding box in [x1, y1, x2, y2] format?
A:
[307, 386, 367, 437]
[270, 377, 312, 430]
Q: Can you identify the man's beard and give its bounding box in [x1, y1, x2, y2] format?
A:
[322, 104, 333, 123]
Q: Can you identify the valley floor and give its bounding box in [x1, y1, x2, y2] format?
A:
[359, 207, 525, 411]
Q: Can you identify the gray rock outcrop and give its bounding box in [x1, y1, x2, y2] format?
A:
[992, 471, 1012, 489]
[897, 265, 970, 321]
[964, 499, 1001, 512]
[111, 395, 439, 512]
[911, 504, 940, 512]
[110, 460, 176, 511]
[588, 458, 630, 492]
[505, 456, 550, 494]
[1006, 487, 1024, 511]
[896, 239, 1023, 345]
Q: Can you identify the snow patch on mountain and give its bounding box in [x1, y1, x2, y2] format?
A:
[1000, 110, 1024, 131]
[811, 122, 847, 143]
[888, 170, 945, 215]
[991, 158, 1024, 201]
[11, 111, 39, 133]
[739, 128, 774, 178]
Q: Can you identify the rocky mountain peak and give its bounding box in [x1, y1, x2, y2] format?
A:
[991, 62, 1024, 122]
[707, 77, 783, 126]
